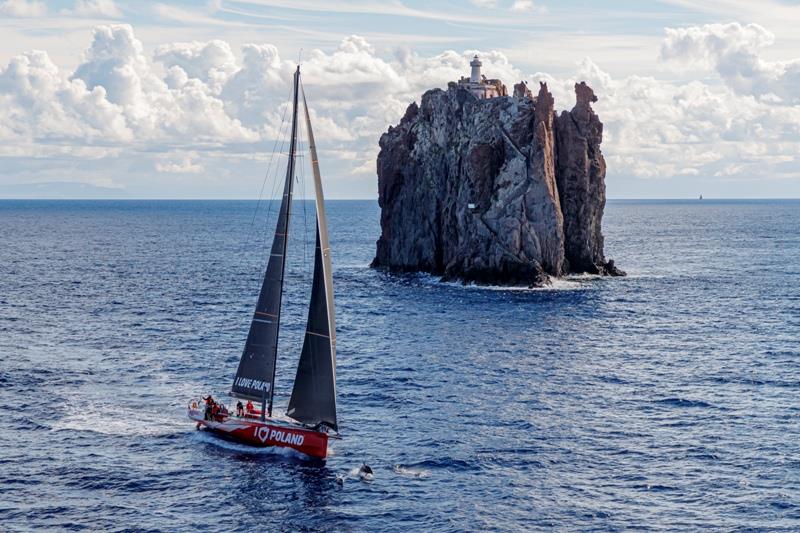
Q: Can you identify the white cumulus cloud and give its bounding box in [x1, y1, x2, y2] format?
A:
[70, 0, 122, 18]
[155, 154, 204, 173]
[660, 22, 800, 103]
[0, 0, 46, 17]
[510, 1, 546, 14]
[0, 22, 798, 195]
[154, 40, 238, 92]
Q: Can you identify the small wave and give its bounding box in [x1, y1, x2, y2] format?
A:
[639, 483, 679, 492]
[401, 457, 479, 472]
[393, 464, 430, 479]
[653, 397, 714, 409]
[414, 272, 596, 292]
[51, 402, 187, 437]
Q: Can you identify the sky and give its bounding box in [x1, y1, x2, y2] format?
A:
[1, 0, 799, 199]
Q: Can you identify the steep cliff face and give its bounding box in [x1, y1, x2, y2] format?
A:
[374, 80, 623, 286]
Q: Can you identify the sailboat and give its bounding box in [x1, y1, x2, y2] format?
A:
[188, 65, 339, 460]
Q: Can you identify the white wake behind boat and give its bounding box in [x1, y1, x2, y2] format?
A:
[189, 64, 339, 460]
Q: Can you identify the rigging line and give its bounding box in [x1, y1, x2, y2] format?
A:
[251, 82, 294, 228]
[265, 85, 297, 217]
[260, 97, 293, 234]
[263, 125, 289, 238]
[249, 89, 294, 270]
[255, 132, 287, 258]
[258, 89, 295, 258]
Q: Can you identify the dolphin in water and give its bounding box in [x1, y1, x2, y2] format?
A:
[358, 463, 374, 481]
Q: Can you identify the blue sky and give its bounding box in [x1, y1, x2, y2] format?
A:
[1, 0, 799, 198]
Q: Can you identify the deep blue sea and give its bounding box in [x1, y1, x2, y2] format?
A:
[1, 199, 798, 531]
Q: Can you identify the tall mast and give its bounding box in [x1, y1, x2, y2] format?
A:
[231, 65, 301, 419]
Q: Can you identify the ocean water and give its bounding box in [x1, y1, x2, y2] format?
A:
[0, 199, 798, 531]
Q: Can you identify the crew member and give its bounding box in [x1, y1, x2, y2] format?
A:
[246, 400, 255, 416]
[204, 395, 215, 421]
[236, 401, 245, 417]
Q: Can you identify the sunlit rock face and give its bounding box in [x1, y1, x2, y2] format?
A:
[373, 80, 624, 286]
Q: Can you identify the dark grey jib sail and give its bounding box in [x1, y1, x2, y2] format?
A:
[231, 66, 300, 408]
[286, 85, 338, 431]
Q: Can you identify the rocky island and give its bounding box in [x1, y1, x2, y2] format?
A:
[373, 55, 624, 286]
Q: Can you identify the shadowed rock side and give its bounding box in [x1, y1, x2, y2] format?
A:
[373, 81, 624, 286]
[554, 82, 624, 276]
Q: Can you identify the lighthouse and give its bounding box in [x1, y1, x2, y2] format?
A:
[455, 54, 507, 100]
[470, 55, 482, 83]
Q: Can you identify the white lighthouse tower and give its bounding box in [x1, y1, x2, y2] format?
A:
[470, 55, 482, 83]
[456, 54, 506, 100]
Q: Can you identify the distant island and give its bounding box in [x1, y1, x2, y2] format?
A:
[372, 55, 624, 286]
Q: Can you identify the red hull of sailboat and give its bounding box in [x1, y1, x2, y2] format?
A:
[188, 408, 329, 459]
